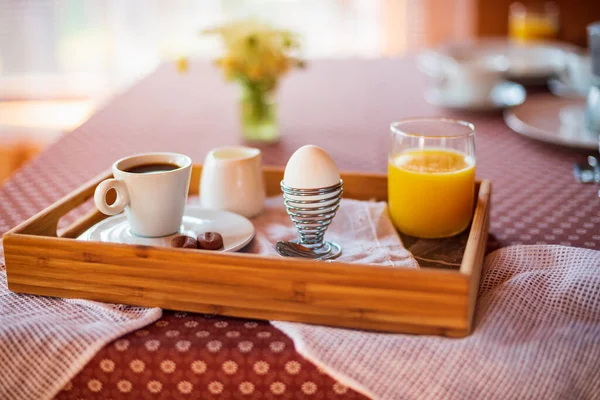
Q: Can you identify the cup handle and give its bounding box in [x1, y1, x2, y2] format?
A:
[94, 178, 129, 215]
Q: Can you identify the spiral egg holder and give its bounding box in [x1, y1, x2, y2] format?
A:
[275, 180, 343, 260]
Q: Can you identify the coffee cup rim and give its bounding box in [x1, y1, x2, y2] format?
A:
[113, 152, 192, 175]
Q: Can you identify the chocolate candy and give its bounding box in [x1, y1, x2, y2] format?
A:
[197, 232, 224, 250]
[170, 235, 198, 249]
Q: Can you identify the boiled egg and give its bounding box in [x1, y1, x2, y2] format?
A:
[283, 145, 340, 189]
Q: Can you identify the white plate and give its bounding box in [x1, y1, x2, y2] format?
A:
[504, 94, 598, 150]
[78, 205, 255, 252]
[425, 81, 526, 111]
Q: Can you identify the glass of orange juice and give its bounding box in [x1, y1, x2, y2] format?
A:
[388, 118, 476, 238]
[509, 2, 559, 42]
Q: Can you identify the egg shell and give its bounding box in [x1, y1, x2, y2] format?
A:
[283, 145, 340, 189]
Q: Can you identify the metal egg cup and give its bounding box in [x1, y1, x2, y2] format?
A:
[275, 180, 343, 260]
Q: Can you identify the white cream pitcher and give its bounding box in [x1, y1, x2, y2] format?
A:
[200, 146, 265, 218]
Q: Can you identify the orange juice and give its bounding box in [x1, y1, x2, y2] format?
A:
[509, 15, 558, 41]
[388, 148, 475, 238]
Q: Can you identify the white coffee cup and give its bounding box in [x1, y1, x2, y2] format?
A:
[94, 152, 192, 237]
[200, 146, 265, 218]
[437, 55, 506, 102]
[560, 53, 593, 96]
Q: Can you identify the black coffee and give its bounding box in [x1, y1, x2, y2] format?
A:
[125, 163, 180, 174]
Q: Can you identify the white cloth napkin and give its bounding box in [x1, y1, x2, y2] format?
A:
[0, 269, 161, 400]
[273, 245, 600, 400]
[245, 196, 419, 268]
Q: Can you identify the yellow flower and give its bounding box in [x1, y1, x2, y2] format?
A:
[204, 19, 304, 86]
[176, 57, 188, 73]
[247, 65, 264, 81]
[221, 57, 238, 70]
[276, 57, 289, 74]
[216, 57, 241, 80]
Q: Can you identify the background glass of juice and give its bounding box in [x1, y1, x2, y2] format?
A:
[388, 118, 476, 238]
[509, 2, 559, 42]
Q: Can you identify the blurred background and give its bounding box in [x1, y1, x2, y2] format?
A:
[0, 0, 598, 182]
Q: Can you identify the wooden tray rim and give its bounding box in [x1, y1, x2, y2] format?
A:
[2, 165, 491, 337]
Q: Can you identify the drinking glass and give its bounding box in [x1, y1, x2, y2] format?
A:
[388, 118, 476, 238]
[509, 2, 559, 42]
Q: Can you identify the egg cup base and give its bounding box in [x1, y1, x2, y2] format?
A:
[275, 240, 342, 261]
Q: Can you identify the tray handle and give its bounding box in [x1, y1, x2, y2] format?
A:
[6, 170, 113, 238]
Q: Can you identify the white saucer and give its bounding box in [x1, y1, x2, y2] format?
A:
[504, 94, 598, 150]
[425, 81, 526, 111]
[78, 205, 255, 252]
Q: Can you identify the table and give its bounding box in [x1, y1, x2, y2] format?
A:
[0, 58, 598, 400]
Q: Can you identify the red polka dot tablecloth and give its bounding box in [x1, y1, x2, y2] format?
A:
[55, 315, 359, 399]
[0, 59, 598, 399]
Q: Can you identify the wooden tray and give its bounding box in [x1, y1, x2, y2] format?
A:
[3, 165, 491, 337]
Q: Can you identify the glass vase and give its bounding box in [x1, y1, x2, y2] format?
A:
[239, 84, 279, 143]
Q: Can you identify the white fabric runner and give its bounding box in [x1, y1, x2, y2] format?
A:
[0, 269, 161, 400]
[273, 245, 600, 399]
